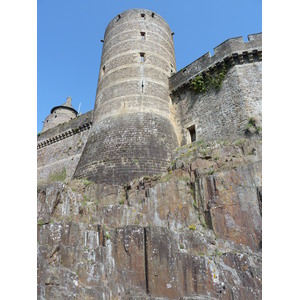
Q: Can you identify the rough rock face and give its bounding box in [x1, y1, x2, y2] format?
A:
[37, 139, 262, 299]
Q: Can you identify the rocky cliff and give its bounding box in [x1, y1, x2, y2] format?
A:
[37, 138, 262, 299]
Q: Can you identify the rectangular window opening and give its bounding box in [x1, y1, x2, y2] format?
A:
[140, 53, 145, 62]
[102, 66, 106, 75]
[141, 13, 145, 19]
[141, 32, 145, 40]
[187, 125, 196, 143]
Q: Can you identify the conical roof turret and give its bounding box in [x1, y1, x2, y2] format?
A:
[42, 97, 78, 132]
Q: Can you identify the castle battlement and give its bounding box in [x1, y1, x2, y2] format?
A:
[169, 33, 262, 92]
[38, 110, 93, 143]
[38, 10, 262, 185]
[37, 121, 92, 150]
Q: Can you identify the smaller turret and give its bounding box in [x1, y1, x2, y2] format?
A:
[41, 97, 78, 132]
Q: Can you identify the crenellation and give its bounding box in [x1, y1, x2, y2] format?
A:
[38, 9, 261, 186]
[37, 8, 262, 298]
[169, 33, 261, 92]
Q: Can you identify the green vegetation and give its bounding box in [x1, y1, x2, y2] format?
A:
[201, 149, 208, 156]
[179, 244, 184, 249]
[207, 168, 214, 175]
[119, 199, 125, 205]
[245, 117, 262, 135]
[82, 195, 88, 206]
[190, 66, 228, 94]
[200, 218, 208, 229]
[37, 219, 44, 225]
[178, 176, 190, 182]
[82, 178, 94, 188]
[49, 167, 67, 182]
[105, 232, 111, 239]
[255, 126, 262, 134]
[132, 159, 139, 166]
[159, 173, 171, 183]
[188, 224, 196, 231]
[234, 139, 247, 147]
[190, 74, 207, 93]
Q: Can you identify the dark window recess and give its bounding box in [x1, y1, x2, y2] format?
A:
[152, 12, 155, 18]
[117, 14, 121, 21]
[141, 13, 145, 19]
[102, 66, 105, 75]
[140, 53, 145, 62]
[141, 32, 145, 40]
[55, 115, 57, 118]
[188, 125, 196, 143]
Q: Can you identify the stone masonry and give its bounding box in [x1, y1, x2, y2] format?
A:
[37, 9, 262, 186]
[37, 8, 262, 300]
[73, 9, 179, 185]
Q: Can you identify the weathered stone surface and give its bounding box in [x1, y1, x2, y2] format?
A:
[37, 111, 93, 185]
[37, 139, 261, 299]
[171, 61, 262, 146]
[74, 9, 179, 185]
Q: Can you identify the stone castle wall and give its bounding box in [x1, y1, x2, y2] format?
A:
[74, 9, 179, 185]
[37, 111, 93, 184]
[170, 33, 262, 145]
[37, 11, 262, 299]
[37, 13, 262, 186]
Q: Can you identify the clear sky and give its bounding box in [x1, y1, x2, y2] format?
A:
[37, 0, 262, 133]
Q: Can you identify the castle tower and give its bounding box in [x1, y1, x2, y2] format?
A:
[74, 9, 179, 185]
[41, 96, 77, 132]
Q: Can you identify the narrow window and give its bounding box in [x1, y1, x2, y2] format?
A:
[170, 63, 174, 74]
[151, 12, 155, 18]
[141, 13, 145, 19]
[187, 125, 196, 143]
[141, 32, 145, 40]
[102, 66, 105, 75]
[140, 53, 145, 62]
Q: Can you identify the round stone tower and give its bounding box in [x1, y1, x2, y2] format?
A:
[42, 97, 77, 132]
[74, 9, 179, 185]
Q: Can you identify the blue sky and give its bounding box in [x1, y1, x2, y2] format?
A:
[37, 0, 262, 132]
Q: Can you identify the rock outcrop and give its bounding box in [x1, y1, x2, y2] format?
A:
[37, 139, 262, 299]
